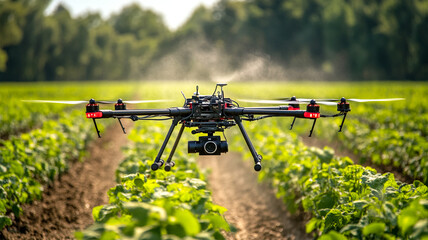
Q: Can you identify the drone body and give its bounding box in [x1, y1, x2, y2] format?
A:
[23, 84, 403, 172]
[84, 83, 354, 172]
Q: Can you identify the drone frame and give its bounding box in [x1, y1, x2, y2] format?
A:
[86, 84, 350, 172]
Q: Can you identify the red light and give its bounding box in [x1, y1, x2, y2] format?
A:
[86, 112, 103, 118]
[288, 107, 300, 110]
[304, 112, 320, 118]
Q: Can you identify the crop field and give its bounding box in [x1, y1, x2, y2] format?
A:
[1, 81, 427, 240]
[229, 82, 428, 183]
[0, 82, 136, 230]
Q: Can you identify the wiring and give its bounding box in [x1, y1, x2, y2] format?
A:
[320, 112, 346, 118]
[241, 115, 274, 121]
[115, 115, 172, 121]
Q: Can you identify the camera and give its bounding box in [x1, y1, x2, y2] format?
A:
[188, 136, 228, 155]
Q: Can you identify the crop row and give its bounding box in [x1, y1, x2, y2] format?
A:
[0, 110, 93, 229]
[232, 119, 428, 239]
[0, 82, 137, 230]
[0, 82, 134, 139]
[76, 122, 230, 239]
[306, 98, 428, 183]
[316, 117, 428, 183]
[229, 81, 428, 184]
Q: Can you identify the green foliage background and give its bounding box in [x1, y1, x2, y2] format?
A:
[1, 0, 428, 81]
[0, 0, 169, 81]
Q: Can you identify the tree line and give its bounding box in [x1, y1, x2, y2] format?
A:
[0, 0, 169, 81]
[1, 0, 427, 81]
[180, 0, 428, 80]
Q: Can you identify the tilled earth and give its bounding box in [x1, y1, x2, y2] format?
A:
[2, 122, 312, 240]
[198, 153, 310, 240]
[1, 122, 132, 240]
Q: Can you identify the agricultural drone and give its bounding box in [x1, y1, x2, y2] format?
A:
[26, 84, 404, 172]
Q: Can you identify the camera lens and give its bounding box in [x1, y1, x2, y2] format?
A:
[204, 141, 217, 154]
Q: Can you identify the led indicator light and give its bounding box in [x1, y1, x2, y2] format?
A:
[86, 112, 103, 118]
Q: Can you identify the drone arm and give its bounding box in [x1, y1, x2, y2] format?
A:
[227, 107, 322, 137]
[89, 107, 192, 118]
[98, 109, 170, 118]
[225, 107, 313, 118]
[238, 106, 291, 111]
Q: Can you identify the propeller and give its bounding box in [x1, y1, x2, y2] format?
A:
[342, 98, 405, 102]
[22, 99, 171, 104]
[238, 99, 337, 106]
[240, 97, 404, 106]
[277, 97, 405, 103]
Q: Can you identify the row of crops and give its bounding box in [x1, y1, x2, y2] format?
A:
[1, 81, 427, 239]
[75, 83, 232, 239]
[228, 82, 428, 183]
[75, 81, 427, 239]
[76, 121, 231, 239]
[0, 82, 136, 229]
[231, 119, 428, 239]
[0, 82, 129, 139]
[227, 82, 428, 239]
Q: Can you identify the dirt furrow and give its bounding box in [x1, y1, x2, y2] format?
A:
[1, 121, 132, 240]
[198, 153, 310, 240]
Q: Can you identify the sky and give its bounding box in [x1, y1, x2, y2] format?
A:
[45, 0, 219, 30]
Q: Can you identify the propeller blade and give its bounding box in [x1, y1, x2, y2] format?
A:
[278, 97, 405, 103]
[22, 100, 88, 104]
[239, 99, 290, 104]
[282, 99, 338, 105]
[238, 99, 337, 106]
[96, 99, 171, 104]
[22, 99, 172, 104]
[123, 100, 171, 104]
[23, 100, 115, 104]
[278, 97, 338, 102]
[96, 100, 116, 104]
[347, 98, 405, 102]
[313, 101, 338, 106]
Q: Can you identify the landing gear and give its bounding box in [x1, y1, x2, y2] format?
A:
[151, 117, 181, 171]
[234, 116, 263, 171]
[151, 116, 263, 172]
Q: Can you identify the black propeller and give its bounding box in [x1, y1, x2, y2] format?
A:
[277, 97, 405, 103]
[240, 97, 404, 106]
[22, 99, 171, 104]
[238, 99, 337, 106]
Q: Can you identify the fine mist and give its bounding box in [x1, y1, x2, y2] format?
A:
[142, 37, 345, 82]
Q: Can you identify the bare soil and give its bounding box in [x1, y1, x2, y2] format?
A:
[198, 153, 310, 240]
[300, 135, 413, 183]
[2, 122, 316, 240]
[1, 121, 132, 240]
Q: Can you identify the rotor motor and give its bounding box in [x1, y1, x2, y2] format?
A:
[337, 97, 351, 112]
[115, 98, 127, 110]
[306, 99, 320, 113]
[289, 96, 300, 108]
[86, 99, 99, 112]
